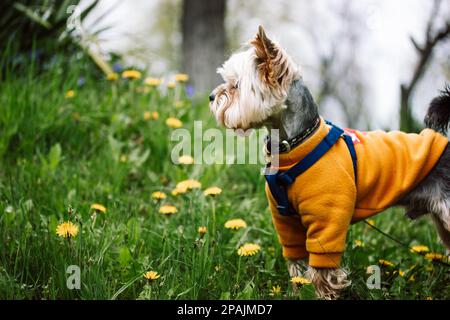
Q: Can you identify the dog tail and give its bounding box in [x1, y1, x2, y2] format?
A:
[424, 84, 450, 135]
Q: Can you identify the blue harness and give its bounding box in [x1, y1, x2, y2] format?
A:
[265, 121, 358, 216]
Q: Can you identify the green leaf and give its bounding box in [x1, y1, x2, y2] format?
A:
[299, 284, 316, 300]
[236, 281, 254, 299]
[118, 247, 132, 268]
[48, 143, 62, 171]
[219, 291, 230, 300]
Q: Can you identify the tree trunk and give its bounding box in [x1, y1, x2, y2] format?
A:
[181, 0, 226, 95]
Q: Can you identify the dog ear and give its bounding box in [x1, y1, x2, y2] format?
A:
[251, 26, 290, 87]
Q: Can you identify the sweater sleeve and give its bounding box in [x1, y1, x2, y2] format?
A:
[299, 185, 356, 268]
[265, 183, 308, 260]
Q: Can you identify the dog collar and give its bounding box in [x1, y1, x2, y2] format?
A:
[265, 116, 321, 155]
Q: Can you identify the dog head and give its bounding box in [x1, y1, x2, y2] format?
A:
[209, 26, 301, 131]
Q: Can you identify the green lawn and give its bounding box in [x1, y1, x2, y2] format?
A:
[0, 50, 448, 300]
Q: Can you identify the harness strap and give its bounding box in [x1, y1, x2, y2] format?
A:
[265, 121, 358, 216]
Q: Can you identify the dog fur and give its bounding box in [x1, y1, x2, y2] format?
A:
[209, 26, 450, 299]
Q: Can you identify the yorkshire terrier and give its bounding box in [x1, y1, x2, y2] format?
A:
[209, 26, 450, 299]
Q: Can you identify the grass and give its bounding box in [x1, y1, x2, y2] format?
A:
[0, 49, 449, 300]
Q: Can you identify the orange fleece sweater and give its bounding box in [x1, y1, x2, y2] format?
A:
[266, 118, 448, 268]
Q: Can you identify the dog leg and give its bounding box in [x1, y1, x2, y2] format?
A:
[305, 267, 351, 300]
[287, 258, 308, 278]
[432, 214, 450, 251]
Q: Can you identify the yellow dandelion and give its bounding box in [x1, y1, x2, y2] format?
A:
[175, 74, 189, 82]
[393, 269, 405, 277]
[366, 219, 375, 226]
[426, 296, 433, 300]
[354, 240, 364, 248]
[159, 204, 177, 215]
[410, 245, 429, 253]
[65, 90, 75, 99]
[91, 203, 107, 213]
[144, 77, 162, 87]
[237, 243, 261, 256]
[171, 187, 187, 196]
[224, 218, 247, 230]
[143, 271, 160, 281]
[152, 191, 167, 200]
[178, 155, 194, 165]
[378, 259, 394, 267]
[167, 81, 176, 89]
[176, 179, 201, 191]
[203, 187, 222, 197]
[425, 253, 446, 262]
[166, 117, 183, 128]
[215, 265, 221, 272]
[144, 111, 152, 121]
[152, 111, 159, 120]
[269, 285, 282, 296]
[121, 70, 142, 80]
[198, 226, 207, 235]
[408, 274, 416, 282]
[56, 221, 79, 238]
[106, 72, 119, 81]
[120, 154, 128, 163]
[290, 276, 311, 286]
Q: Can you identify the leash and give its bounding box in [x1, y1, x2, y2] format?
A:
[364, 221, 450, 268]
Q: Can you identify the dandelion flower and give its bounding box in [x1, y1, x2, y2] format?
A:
[425, 253, 446, 262]
[393, 269, 405, 277]
[203, 187, 222, 197]
[171, 187, 187, 196]
[120, 154, 128, 163]
[144, 77, 162, 86]
[166, 117, 183, 128]
[237, 243, 261, 256]
[65, 90, 75, 99]
[167, 81, 176, 89]
[56, 221, 79, 238]
[269, 285, 282, 296]
[410, 245, 429, 253]
[159, 204, 177, 215]
[176, 179, 201, 191]
[121, 70, 142, 79]
[225, 219, 247, 230]
[91, 203, 107, 213]
[106, 72, 119, 81]
[198, 226, 207, 235]
[178, 155, 194, 165]
[366, 219, 375, 226]
[378, 259, 394, 267]
[354, 240, 364, 247]
[152, 191, 167, 200]
[426, 296, 433, 300]
[408, 274, 415, 282]
[175, 74, 189, 82]
[143, 271, 160, 281]
[144, 111, 152, 121]
[290, 277, 311, 286]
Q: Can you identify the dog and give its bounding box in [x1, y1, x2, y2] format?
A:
[209, 26, 450, 299]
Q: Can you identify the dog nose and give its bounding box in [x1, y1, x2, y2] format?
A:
[209, 93, 215, 102]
